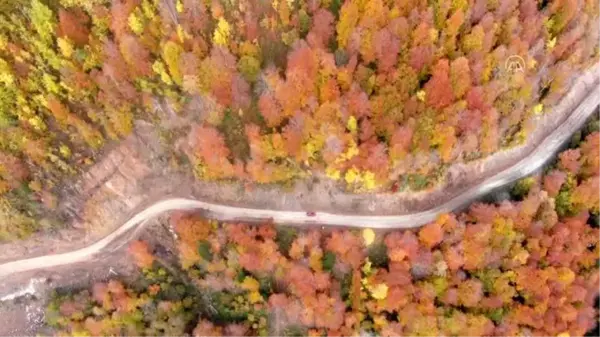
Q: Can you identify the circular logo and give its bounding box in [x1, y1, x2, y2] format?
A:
[505, 55, 526, 74]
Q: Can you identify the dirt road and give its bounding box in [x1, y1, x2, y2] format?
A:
[0, 75, 600, 279]
[0, 84, 597, 279]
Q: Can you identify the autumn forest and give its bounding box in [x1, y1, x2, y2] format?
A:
[0, 0, 598, 334]
[0, 0, 598, 240]
[49, 130, 599, 336]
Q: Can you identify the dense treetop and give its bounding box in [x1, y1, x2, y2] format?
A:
[49, 132, 599, 336]
[0, 0, 598, 239]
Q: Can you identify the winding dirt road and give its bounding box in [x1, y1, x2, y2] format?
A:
[0, 87, 597, 279]
[0, 82, 600, 279]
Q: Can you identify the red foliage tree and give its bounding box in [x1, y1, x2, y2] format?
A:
[203, 48, 238, 107]
[188, 125, 239, 179]
[454, 118, 477, 146]
[325, 230, 365, 269]
[390, 124, 414, 160]
[352, 140, 390, 180]
[344, 83, 370, 119]
[580, 132, 600, 177]
[286, 264, 320, 297]
[559, 149, 582, 174]
[543, 170, 567, 197]
[58, 8, 90, 46]
[244, 10, 259, 40]
[319, 78, 341, 103]
[278, 42, 319, 114]
[409, 45, 433, 72]
[171, 212, 212, 244]
[424, 59, 454, 109]
[180, 0, 209, 35]
[450, 57, 471, 99]
[466, 86, 490, 112]
[128, 240, 155, 268]
[572, 176, 599, 211]
[231, 74, 251, 111]
[308, 9, 335, 48]
[374, 28, 400, 73]
[110, 0, 140, 41]
[258, 92, 283, 127]
[384, 231, 419, 262]
[102, 40, 132, 82]
[457, 279, 484, 307]
[443, 244, 465, 271]
[419, 222, 443, 248]
[282, 115, 305, 159]
[119, 34, 152, 77]
[462, 222, 492, 270]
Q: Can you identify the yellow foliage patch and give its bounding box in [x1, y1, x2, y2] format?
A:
[241, 276, 260, 292]
[345, 167, 360, 185]
[248, 291, 263, 304]
[326, 166, 341, 180]
[369, 283, 388, 300]
[213, 18, 231, 47]
[57, 38, 74, 58]
[362, 228, 375, 246]
[128, 11, 144, 35]
[347, 116, 358, 134]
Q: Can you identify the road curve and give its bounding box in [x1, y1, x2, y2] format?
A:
[0, 88, 598, 279]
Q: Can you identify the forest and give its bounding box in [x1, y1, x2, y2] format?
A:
[48, 130, 599, 336]
[0, 0, 598, 240]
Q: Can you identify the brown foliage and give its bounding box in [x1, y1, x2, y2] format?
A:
[0, 152, 29, 190]
[119, 34, 152, 77]
[128, 240, 155, 268]
[580, 132, 600, 177]
[58, 8, 90, 45]
[171, 212, 212, 245]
